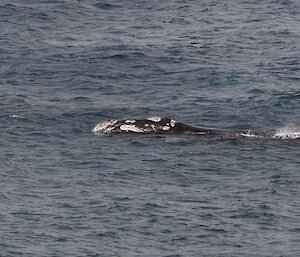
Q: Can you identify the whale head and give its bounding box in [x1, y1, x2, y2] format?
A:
[92, 119, 118, 133]
[92, 117, 177, 134]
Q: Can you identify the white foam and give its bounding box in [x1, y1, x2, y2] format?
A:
[9, 114, 20, 118]
[273, 128, 300, 139]
[239, 130, 262, 138]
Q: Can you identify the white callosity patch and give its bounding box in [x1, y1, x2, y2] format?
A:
[147, 116, 161, 122]
[125, 119, 135, 124]
[92, 119, 118, 133]
[120, 124, 144, 133]
[170, 119, 176, 127]
[143, 124, 157, 132]
[162, 126, 170, 131]
[143, 123, 152, 132]
[150, 124, 157, 131]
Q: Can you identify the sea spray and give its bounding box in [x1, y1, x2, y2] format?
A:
[273, 127, 300, 139]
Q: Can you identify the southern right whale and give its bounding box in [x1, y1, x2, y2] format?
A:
[92, 117, 300, 140]
[92, 116, 265, 138]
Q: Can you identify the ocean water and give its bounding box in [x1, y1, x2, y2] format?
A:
[1, 0, 300, 256]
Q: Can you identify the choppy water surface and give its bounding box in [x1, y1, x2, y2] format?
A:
[1, 0, 300, 256]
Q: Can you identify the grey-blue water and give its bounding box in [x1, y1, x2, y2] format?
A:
[1, 0, 300, 256]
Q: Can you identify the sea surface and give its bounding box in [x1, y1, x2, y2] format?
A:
[1, 0, 300, 256]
